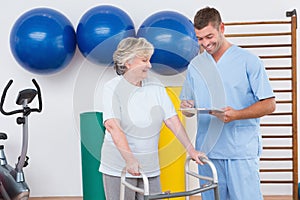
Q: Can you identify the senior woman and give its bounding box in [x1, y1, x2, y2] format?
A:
[99, 37, 206, 200]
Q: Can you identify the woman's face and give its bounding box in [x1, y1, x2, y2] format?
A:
[125, 55, 152, 80]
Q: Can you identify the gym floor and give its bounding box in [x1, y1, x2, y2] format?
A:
[30, 196, 292, 200]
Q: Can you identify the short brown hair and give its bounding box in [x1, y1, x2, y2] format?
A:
[194, 7, 222, 30]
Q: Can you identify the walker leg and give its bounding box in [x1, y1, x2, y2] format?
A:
[214, 187, 220, 200]
[120, 180, 125, 200]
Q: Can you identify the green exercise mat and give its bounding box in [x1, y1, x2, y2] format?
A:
[80, 112, 105, 200]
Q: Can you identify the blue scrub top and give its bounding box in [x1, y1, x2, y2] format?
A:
[180, 45, 274, 159]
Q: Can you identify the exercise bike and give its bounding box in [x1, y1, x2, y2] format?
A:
[0, 79, 42, 200]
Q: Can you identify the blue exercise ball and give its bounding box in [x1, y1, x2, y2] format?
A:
[137, 11, 199, 76]
[76, 5, 135, 65]
[10, 8, 76, 75]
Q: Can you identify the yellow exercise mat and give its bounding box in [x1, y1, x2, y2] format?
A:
[159, 86, 186, 200]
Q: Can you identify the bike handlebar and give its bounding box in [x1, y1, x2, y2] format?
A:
[0, 79, 42, 116]
[31, 79, 42, 113]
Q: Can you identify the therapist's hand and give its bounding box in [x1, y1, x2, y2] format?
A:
[180, 100, 194, 108]
[180, 100, 195, 117]
[211, 106, 235, 123]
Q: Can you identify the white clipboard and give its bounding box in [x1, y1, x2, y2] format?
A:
[179, 108, 224, 114]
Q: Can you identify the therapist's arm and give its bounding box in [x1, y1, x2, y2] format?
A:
[214, 97, 276, 123]
[104, 118, 140, 176]
[164, 115, 206, 165]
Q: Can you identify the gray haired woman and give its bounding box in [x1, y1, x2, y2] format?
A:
[99, 37, 206, 200]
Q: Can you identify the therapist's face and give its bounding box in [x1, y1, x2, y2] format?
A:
[195, 22, 225, 56]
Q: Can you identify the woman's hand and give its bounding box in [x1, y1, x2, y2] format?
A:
[126, 157, 141, 176]
[189, 149, 208, 165]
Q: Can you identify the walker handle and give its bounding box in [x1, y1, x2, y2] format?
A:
[185, 156, 218, 184]
[120, 168, 150, 200]
[185, 156, 220, 200]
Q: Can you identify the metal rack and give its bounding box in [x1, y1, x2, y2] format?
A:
[225, 9, 298, 199]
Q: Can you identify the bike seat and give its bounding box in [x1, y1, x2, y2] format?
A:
[0, 132, 7, 140]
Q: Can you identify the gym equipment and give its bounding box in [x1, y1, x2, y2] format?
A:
[80, 112, 106, 200]
[225, 11, 298, 198]
[120, 156, 220, 200]
[76, 5, 135, 65]
[0, 79, 42, 199]
[159, 87, 186, 198]
[10, 8, 76, 75]
[137, 11, 199, 76]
